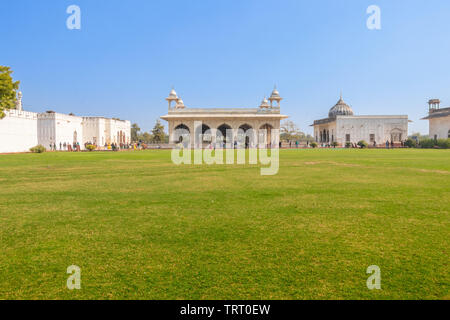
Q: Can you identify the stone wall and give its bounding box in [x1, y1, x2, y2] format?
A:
[429, 116, 450, 139]
[0, 110, 38, 153]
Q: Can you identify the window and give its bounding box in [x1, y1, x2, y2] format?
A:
[448, 130, 450, 138]
[346, 134, 351, 142]
[370, 134, 375, 143]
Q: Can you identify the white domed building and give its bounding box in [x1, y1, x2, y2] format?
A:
[312, 95, 409, 146]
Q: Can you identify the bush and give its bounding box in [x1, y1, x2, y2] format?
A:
[331, 141, 339, 148]
[85, 144, 96, 151]
[30, 145, 46, 153]
[419, 138, 436, 149]
[357, 140, 368, 149]
[310, 142, 318, 148]
[345, 142, 352, 148]
[436, 138, 450, 149]
[404, 138, 418, 148]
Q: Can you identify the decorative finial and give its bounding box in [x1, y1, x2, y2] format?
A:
[16, 91, 23, 111]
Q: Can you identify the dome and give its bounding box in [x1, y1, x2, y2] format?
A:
[259, 97, 270, 108]
[270, 88, 280, 98]
[167, 88, 178, 100]
[328, 96, 354, 117]
[176, 98, 185, 108]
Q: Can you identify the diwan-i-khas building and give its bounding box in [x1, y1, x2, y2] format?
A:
[160, 87, 289, 148]
[312, 95, 409, 146]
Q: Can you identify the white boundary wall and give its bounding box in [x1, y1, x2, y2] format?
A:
[0, 110, 38, 153]
[0, 110, 131, 153]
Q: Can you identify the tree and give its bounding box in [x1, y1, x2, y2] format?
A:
[131, 123, 141, 142]
[151, 120, 166, 143]
[280, 120, 312, 142]
[0, 66, 20, 119]
[140, 132, 152, 143]
[357, 140, 369, 149]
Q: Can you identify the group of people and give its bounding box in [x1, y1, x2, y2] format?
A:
[384, 140, 408, 149]
[46, 141, 138, 152]
[49, 142, 80, 151]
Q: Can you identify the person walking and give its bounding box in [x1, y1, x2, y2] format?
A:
[295, 141, 299, 148]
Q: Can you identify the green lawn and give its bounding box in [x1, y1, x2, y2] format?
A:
[0, 149, 448, 300]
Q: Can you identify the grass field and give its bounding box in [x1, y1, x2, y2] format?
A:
[0, 149, 448, 300]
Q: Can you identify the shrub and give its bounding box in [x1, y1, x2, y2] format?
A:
[436, 138, 450, 149]
[404, 138, 418, 148]
[419, 138, 436, 149]
[331, 141, 339, 148]
[85, 144, 96, 151]
[357, 140, 368, 149]
[310, 142, 318, 148]
[30, 145, 46, 153]
[345, 142, 352, 148]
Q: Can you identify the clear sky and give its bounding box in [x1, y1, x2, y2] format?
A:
[1, 0, 450, 134]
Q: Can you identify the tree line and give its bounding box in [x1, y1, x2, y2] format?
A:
[131, 121, 168, 144]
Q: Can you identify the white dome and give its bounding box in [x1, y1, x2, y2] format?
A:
[328, 96, 354, 117]
[259, 97, 270, 108]
[167, 88, 178, 100]
[270, 88, 280, 98]
[176, 98, 185, 108]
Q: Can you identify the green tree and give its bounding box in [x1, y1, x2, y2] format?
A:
[151, 120, 166, 143]
[131, 123, 141, 142]
[140, 132, 152, 143]
[0, 66, 20, 119]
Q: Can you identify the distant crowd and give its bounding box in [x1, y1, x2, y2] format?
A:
[47, 142, 138, 152]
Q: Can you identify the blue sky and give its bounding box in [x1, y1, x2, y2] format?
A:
[1, 0, 450, 134]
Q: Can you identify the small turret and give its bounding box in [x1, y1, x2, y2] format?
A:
[166, 88, 179, 109]
[428, 99, 440, 111]
[268, 86, 282, 108]
[16, 91, 23, 111]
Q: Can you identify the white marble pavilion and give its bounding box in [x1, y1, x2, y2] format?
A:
[160, 87, 289, 148]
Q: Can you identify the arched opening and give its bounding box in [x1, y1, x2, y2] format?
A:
[174, 124, 190, 143]
[260, 123, 273, 148]
[73, 131, 78, 144]
[238, 124, 253, 148]
[195, 124, 211, 144]
[390, 128, 403, 142]
[448, 129, 450, 138]
[217, 124, 232, 148]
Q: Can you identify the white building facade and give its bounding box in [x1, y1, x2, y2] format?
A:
[0, 92, 131, 153]
[160, 88, 289, 148]
[422, 99, 450, 140]
[312, 96, 409, 146]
